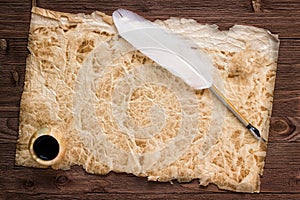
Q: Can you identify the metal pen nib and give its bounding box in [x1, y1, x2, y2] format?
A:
[247, 124, 266, 143]
[209, 84, 266, 143]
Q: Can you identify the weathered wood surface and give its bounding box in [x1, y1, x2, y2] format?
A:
[0, 0, 299, 199]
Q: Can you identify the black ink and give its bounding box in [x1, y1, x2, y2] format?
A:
[33, 135, 59, 161]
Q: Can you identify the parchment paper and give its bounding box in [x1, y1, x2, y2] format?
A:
[16, 7, 279, 193]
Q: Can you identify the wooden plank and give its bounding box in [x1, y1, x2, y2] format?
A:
[272, 89, 300, 117]
[275, 65, 300, 91]
[0, 155, 299, 195]
[262, 0, 300, 12]
[0, 158, 299, 195]
[0, 110, 19, 118]
[3, 193, 300, 200]
[37, 0, 300, 14]
[0, 118, 18, 141]
[279, 39, 300, 65]
[0, 38, 27, 88]
[0, 39, 28, 65]
[36, 0, 300, 38]
[38, 0, 254, 14]
[269, 117, 300, 143]
[0, 1, 31, 38]
[0, 38, 26, 118]
[0, 88, 23, 108]
[1, 1, 298, 38]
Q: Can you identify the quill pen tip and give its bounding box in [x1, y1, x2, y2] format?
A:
[247, 124, 266, 143]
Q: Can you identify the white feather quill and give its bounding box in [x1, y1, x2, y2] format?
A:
[112, 9, 265, 142]
[113, 9, 212, 90]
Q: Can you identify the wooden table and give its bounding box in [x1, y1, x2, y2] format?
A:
[0, 0, 299, 199]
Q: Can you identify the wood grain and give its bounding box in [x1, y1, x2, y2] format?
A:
[0, 1, 300, 38]
[269, 117, 300, 142]
[0, 0, 299, 199]
[3, 193, 300, 200]
[37, 0, 300, 38]
[0, 1, 31, 38]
